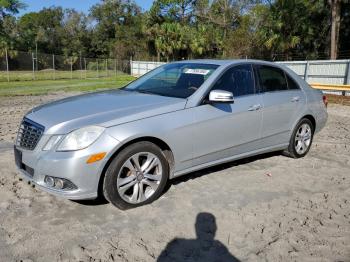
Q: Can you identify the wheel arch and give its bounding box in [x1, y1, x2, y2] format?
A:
[97, 136, 175, 198]
[301, 114, 316, 131]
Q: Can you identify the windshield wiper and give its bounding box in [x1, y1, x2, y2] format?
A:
[123, 88, 154, 95]
[136, 90, 170, 97]
[136, 90, 155, 95]
[124, 89, 176, 98]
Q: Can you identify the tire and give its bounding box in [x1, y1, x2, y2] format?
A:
[103, 141, 169, 210]
[284, 118, 314, 158]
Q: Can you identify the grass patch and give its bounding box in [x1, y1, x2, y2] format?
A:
[0, 75, 135, 96]
[0, 70, 125, 82]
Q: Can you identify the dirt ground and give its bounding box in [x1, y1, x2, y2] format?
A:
[0, 93, 349, 262]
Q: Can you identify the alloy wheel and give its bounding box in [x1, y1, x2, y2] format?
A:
[117, 152, 163, 204]
[294, 123, 312, 155]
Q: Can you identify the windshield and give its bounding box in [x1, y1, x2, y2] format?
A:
[124, 63, 219, 98]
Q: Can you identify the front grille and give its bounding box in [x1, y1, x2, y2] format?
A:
[16, 118, 45, 150]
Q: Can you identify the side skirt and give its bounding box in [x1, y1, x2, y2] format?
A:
[170, 143, 288, 179]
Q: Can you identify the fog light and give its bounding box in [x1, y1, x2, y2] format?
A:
[54, 178, 64, 189]
[44, 176, 77, 191]
[44, 176, 55, 187]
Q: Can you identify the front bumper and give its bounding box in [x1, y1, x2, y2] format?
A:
[15, 131, 120, 200]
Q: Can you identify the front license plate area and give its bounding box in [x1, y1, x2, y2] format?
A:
[14, 146, 34, 178]
[14, 146, 22, 168]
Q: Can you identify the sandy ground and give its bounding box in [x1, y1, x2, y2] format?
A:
[0, 93, 349, 262]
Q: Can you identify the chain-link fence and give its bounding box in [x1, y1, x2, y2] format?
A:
[0, 50, 131, 82]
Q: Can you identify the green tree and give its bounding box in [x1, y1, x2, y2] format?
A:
[0, 0, 349, 62]
[61, 9, 90, 57]
[18, 7, 64, 54]
[113, 12, 148, 59]
[256, 0, 329, 60]
[0, 15, 17, 53]
[149, 0, 196, 24]
[148, 0, 225, 60]
[89, 0, 146, 58]
[0, 0, 25, 53]
[223, 14, 256, 58]
[0, 0, 25, 18]
[152, 22, 185, 61]
[193, 0, 258, 57]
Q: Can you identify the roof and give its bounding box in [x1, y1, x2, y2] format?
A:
[173, 59, 277, 66]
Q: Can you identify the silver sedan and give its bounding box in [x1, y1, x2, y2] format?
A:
[14, 60, 328, 209]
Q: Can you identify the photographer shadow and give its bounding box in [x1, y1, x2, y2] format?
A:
[157, 212, 240, 262]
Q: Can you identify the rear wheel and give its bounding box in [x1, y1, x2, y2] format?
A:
[103, 142, 169, 209]
[285, 118, 314, 158]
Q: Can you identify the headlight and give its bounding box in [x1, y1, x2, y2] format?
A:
[42, 135, 62, 151]
[56, 126, 105, 151]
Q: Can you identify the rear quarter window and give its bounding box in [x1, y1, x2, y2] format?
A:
[286, 74, 300, 90]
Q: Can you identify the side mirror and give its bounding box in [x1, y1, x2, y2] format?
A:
[208, 90, 234, 103]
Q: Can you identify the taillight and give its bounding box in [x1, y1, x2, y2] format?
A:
[322, 95, 328, 108]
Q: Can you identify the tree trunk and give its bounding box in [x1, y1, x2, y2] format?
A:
[181, 2, 185, 23]
[330, 0, 341, 59]
[221, 0, 228, 58]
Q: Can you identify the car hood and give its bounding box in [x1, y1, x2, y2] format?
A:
[26, 90, 186, 134]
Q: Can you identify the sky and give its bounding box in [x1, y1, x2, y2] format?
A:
[18, 0, 154, 15]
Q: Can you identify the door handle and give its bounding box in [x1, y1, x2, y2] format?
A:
[248, 104, 262, 111]
[291, 96, 300, 102]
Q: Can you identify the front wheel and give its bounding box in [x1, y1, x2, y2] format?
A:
[103, 142, 169, 210]
[284, 118, 314, 158]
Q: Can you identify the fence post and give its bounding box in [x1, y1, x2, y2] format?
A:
[97, 59, 99, 78]
[52, 54, 55, 80]
[80, 55, 83, 79]
[70, 57, 73, 79]
[304, 61, 309, 82]
[345, 60, 350, 84]
[35, 42, 38, 72]
[130, 56, 132, 76]
[105, 58, 108, 77]
[5, 48, 9, 82]
[32, 52, 35, 80]
[344, 60, 350, 96]
[115, 59, 117, 77]
[84, 58, 87, 79]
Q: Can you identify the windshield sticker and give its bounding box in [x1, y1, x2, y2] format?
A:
[184, 68, 210, 75]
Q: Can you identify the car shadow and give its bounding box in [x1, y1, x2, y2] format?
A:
[165, 151, 280, 193]
[71, 195, 109, 206]
[157, 212, 240, 261]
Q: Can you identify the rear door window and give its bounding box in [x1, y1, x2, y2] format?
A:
[257, 66, 288, 92]
[211, 64, 255, 97]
